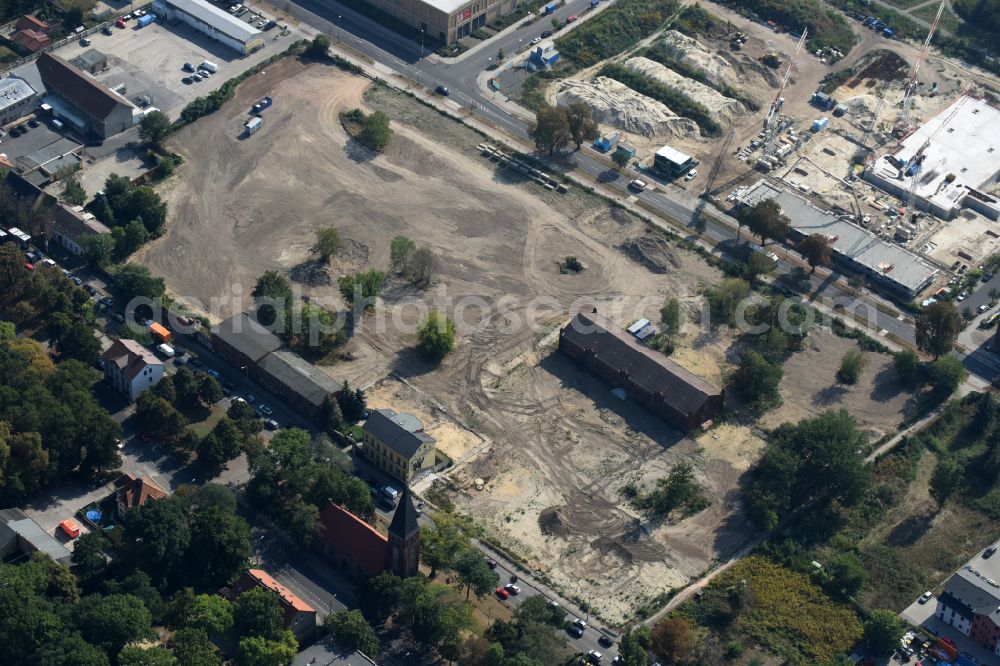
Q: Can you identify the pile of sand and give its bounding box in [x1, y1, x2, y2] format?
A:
[625, 57, 748, 125]
[557, 77, 699, 138]
[617, 235, 682, 273]
[658, 30, 744, 90]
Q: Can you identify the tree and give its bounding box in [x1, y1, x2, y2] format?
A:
[618, 627, 652, 666]
[72, 530, 110, 584]
[58, 321, 101, 364]
[119, 646, 176, 666]
[83, 234, 116, 266]
[838, 349, 866, 385]
[63, 175, 87, 206]
[186, 594, 234, 636]
[252, 271, 293, 327]
[930, 456, 963, 507]
[311, 227, 342, 263]
[365, 111, 393, 152]
[306, 33, 331, 59]
[650, 617, 693, 665]
[168, 627, 222, 666]
[234, 588, 284, 640]
[338, 269, 385, 308]
[799, 233, 832, 273]
[826, 551, 866, 598]
[747, 410, 869, 530]
[703, 278, 750, 327]
[565, 100, 598, 149]
[390, 236, 416, 272]
[660, 298, 682, 338]
[236, 632, 297, 666]
[114, 263, 166, 304]
[453, 548, 496, 600]
[229, 400, 264, 438]
[744, 251, 775, 282]
[733, 351, 783, 411]
[338, 382, 368, 423]
[497, 47, 505, 61]
[359, 572, 403, 624]
[417, 310, 456, 362]
[638, 462, 709, 516]
[895, 349, 923, 386]
[863, 609, 905, 654]
[139, 111, 171, 147]
[325, 610, 379, 656]
[76, 594, 155, 656]
[63, 5, 84, 31]
[420, 513, 468, 576]
[738, 199, 790, 245]
[399, 579, 474, 649]
[916, 301, 961, 358]
[531, 105, 571, 156]
[407, 247, 436, 286]
[612, 150, 630, 170]
[38, 635, 110, 666]
[928, 355, 967, 395]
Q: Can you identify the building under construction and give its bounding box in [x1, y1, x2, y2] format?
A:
[864, 95, 1000, 221]
[737, 180, 938, 297]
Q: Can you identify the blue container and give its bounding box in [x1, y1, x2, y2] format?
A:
[811, 116, 829, 132]
[882, 27, 895, 38]
[544, 2, 557, 14]
[137, 14, 154, 27]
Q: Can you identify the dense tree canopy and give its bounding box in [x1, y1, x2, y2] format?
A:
[916, 301, 962, 358]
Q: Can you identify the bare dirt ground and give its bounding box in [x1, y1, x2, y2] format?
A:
[143, 59, 761, 621]
[759, 329, 914, 440]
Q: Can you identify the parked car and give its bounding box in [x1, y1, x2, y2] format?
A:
[568, 625, 584, 638]
[257, 404, 273, 416]
[541, 30, 552, 37]
[628, 178, 647, 192]
[567, 14, 578, 22]
[986, 545, 998, 558]
[919, 591, 933, 604]
[182, 77, 193, 84]
[486, 558, 498, 569]
[598, 636, 614, 648]
[504, 583, 521, 595]
[112, 312, 125, 323]
[574, 619, 588, 630]
[495, 587, 510, 599]
[183, 62, 196, 72]
[684, 168, 698, 181]
[80, 37, 91, 46]
[191, 73, 203, 82]
[264, 419, 280, 431]
[979, 304, 990, 313]
[102, 25, 113, 35]
[587, 651, 602, 664]
[435, 85, 449, 95]
[529, 36, 541, 45]
[59, 519, 81, 538]
[116, 18, 126, 27]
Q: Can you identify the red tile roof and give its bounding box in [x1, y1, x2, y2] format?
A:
[12, 29, 51, 53]
[36, 52, 128, 120]
[318, 504, 389, 577]
[16, 15, 49, 32]
[115, 475, 167, 510]
[238, 569, 315, 613]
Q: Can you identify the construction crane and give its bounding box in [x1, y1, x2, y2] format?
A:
[898, 0, 947, 132]
[762, 29, 807, 162]
[901, 96, 963, 215]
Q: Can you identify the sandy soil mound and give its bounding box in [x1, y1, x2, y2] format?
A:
[617, 235, 682, 273]
[658, 30, 744, 90]
[625, 57, 748, 125]
[557, 77, 699, 138]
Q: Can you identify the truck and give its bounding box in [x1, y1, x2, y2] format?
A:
[156, 343, 175, 357]
[244, 116, 262, 135]
[252, 96, 272, 113]
[381, 486, 399, 505]
[881, 27, 894, 38]
[199, 60, 218, 73]
[543, 2, 557, 14]
[137, 13, 154, 27]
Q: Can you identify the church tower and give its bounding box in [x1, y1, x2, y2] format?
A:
[388, 488, 421, 577]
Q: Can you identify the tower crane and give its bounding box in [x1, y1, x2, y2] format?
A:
[762, 29, 807, 162]
[898, 0, 946, 132]
[902, 96, 963, 215]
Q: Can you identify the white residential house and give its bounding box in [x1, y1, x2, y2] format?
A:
[101, 339, 163, 401]
[46, 203, 111, 256]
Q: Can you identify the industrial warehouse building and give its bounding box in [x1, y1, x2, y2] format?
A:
[360, 0, 519, 45]
[865, 95, 1000, 221]
[0, 76, 38, 126]
[559, 311, 724, 431]
[36, 53, 135, 139]
[736, 180, 938, 298]
[152, 0, 264, 54]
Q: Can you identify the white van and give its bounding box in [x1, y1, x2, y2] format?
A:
[156, 343, 175, 357]
[200, 60, 219, 73]
[52, 119, 64, 130]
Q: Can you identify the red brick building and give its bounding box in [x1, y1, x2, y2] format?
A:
[230, 569, 316, 640]
[317, 490, 421, 579]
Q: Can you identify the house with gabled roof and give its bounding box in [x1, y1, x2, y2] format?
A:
[231, 569, 317, 640]
[114, 473, 168, 516]
[361, 409, 436, 484]
[101, 339, 164, 401]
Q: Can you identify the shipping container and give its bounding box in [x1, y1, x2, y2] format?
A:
[137, 13, 154, 26]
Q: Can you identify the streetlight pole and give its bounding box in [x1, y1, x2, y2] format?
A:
[420, 28, 425, 58]
[337, 14, 342, 42]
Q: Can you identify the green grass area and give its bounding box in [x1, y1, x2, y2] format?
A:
[188, 404, 228, 438]
[878, 0, 931, 8]
[554, 0, 680, 70]
[597, 62, 720, 135]
[679, 556, 863, 663]
[912, 1, 962, 32]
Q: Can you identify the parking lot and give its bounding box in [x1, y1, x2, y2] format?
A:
[12, 9, 306, 119]
[0, 117, 76, 162]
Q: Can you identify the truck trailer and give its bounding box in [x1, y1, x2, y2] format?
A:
[244, 116, 262, 135]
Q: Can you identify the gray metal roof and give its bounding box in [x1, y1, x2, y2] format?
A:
[0, 76, 36, 111]
[257, 349, 342, 409]
[160, 0, 262, 43]
[364, 408, 434, 458]
[212, 312, 282, 363]
[293, 638, 376, 666]
[3, 511, 73, 565]
[737, 180, 937, 295]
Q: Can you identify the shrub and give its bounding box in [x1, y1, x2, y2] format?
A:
[554, 0, 679, 69]
[598, 62, 720, 136]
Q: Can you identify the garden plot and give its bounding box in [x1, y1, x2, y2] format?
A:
[625, 56, 749, 125]
[556, 77, 699, 138]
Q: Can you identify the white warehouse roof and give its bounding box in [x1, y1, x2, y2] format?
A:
[0, 76, 36, 111]
[160, 0, 261, 43]
[655, 145, 693, 165]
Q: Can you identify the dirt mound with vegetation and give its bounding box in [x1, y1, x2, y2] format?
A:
[557, 77, 699, 138]
[625, 57, 749, 125]
[538, 507, 570, 536]
[658, 30, 744, 89]
[617, 235, 683, 273]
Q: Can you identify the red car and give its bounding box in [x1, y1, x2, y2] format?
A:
[567, 14, 578, 22]
[495, 587, 510, 599]
[116, 18, 126, 28]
